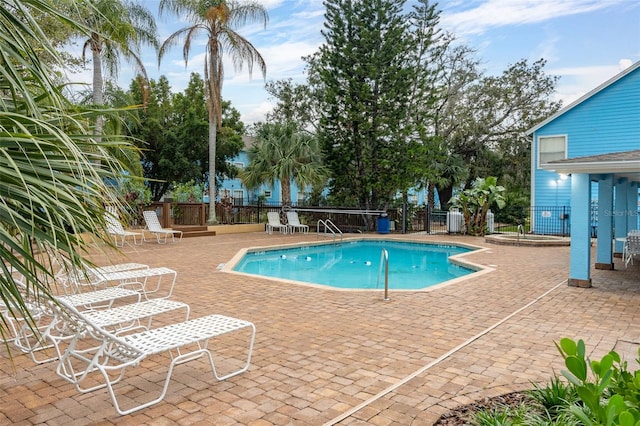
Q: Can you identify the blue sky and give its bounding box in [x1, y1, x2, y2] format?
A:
[75, 0, 640, 126]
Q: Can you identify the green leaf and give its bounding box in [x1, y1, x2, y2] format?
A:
[593, 360, 602, 376]
[560, 338, 578, 356]
[566, 355, 588, 381]
[576, 386, 598, 410]
[570, 404, 596, 426]
[577, 339, 586, 358]
[606, 395, 626, 424]
[610, 350, 621, 363]
[600, 354, 614, 373]
[598, 370, 613, 394]
[562, 370, 583, 386]
[618, 411, 635, 426]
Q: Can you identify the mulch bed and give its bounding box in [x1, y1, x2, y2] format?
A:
[433, 391, 532, 425]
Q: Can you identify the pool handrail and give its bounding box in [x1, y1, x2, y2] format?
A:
[376, 248, 390, 301]
[317, 219, 343, 243]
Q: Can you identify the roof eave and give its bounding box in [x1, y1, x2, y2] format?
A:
[540, 160, 640, 174]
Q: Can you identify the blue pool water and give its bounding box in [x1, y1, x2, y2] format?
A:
[233, 240, 476, 289]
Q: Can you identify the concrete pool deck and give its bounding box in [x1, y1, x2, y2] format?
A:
[1, 231, 639, 425]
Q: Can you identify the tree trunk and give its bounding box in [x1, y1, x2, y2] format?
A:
[427, 182, 436, 210]
[439, 185, 454, 210]
[207, 49, 220, 224]
[281, 177, 291, 206]
[207, 117, 217, 224]
[91, 39, 104, 148]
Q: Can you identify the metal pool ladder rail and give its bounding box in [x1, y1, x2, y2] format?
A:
[376, 248, 390, 301]
[517, 224, 525, 245]
[317, 219, 343, 243]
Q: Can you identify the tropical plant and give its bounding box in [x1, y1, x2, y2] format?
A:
[241, 121, 328, 205]
[71, 0, 158, 139]
[158, 0, 268, 224]
[0, 0, 134, 349]
[451, 176, 506, 236]
[172, 180, 205, 203]
[556, 337, 640, 426]
[114, 176, 152, 223]
[527, 375, 577, 418]
[472, 403, 529, 425]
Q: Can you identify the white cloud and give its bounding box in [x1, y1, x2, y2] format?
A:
[241, 101, 275, 125]
[531, 27, 560, 64]
[441, 0, 625, 36]
[551, 62, 630, 105]
[619, 58, 634, 70]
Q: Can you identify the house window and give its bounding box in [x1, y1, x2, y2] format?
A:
[234, 162, 244, 169]
[539, 135, 567, 165]
[233, 189, 244, 206]
[264, 190, 272, 198]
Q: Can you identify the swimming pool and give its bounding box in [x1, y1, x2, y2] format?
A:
[231, 239, 479, 290]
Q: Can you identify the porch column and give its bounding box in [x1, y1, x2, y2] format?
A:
[595, 175, 614, 270]
[568, 173, 592, 288]
[627, 182, 639, 231]
[614, 179, 629, 256]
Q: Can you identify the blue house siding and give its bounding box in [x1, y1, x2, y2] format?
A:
[219, 146, 434, 206]
[531, 63, 640, 235]
[535, 73, 640, 158]
[527, 61, 640, 286]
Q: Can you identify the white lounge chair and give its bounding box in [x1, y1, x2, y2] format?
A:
[52, 252, 177, 300]
[94, 266, 178, 300]
[50, 252, 149, 295]
[52, 297, 256, 415]
[68, 266, 179, 301]
[12, 281, 189, 365]
[142, 210, 183, 244]
[266, 212, 288, 234]
[6, 278, 141, 364]
[105, 210, 143, 247]
[286, 211, 309, 234]
[624, 232, 640, 268]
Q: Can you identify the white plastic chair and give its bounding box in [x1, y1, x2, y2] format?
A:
[266, 212, 288, 234]
[52, 297, 256, 415]
[105, 210, 143, 247]
[286, 211, 309, 234]
[142, 210, 183, 244]
[624, 232, 640, 268]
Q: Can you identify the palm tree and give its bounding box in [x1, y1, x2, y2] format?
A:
[0, 1, 136, 348]
[158, 0, 268, 223]
[75, 0, 159, 136]
[241, 121, 328, 205]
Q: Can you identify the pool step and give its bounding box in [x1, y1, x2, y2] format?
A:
[172, 225, 216, 238]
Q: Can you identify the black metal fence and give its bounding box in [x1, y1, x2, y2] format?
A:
[527, 206, 571, 236]
[141, 200, 579, 236]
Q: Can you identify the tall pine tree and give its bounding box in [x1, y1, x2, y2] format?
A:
[314, 0, 413, 215]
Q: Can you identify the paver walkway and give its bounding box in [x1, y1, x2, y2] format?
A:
[1, 232, 638, 425]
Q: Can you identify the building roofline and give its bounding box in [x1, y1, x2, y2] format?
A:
[526, 61, 640, 136]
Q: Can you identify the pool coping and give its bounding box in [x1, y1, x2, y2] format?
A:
[220, 235, 494, 292]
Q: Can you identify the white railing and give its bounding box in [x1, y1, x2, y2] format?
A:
[316, 219, 343, 243]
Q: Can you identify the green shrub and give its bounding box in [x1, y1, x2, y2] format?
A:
[556, 337, 640, 426]
[527, 375, 577, 418]
[172, 180, 204, 202]
[471, 402, 532, 425]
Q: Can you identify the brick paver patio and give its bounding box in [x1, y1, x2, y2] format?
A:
[1, 231, 639, 425]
